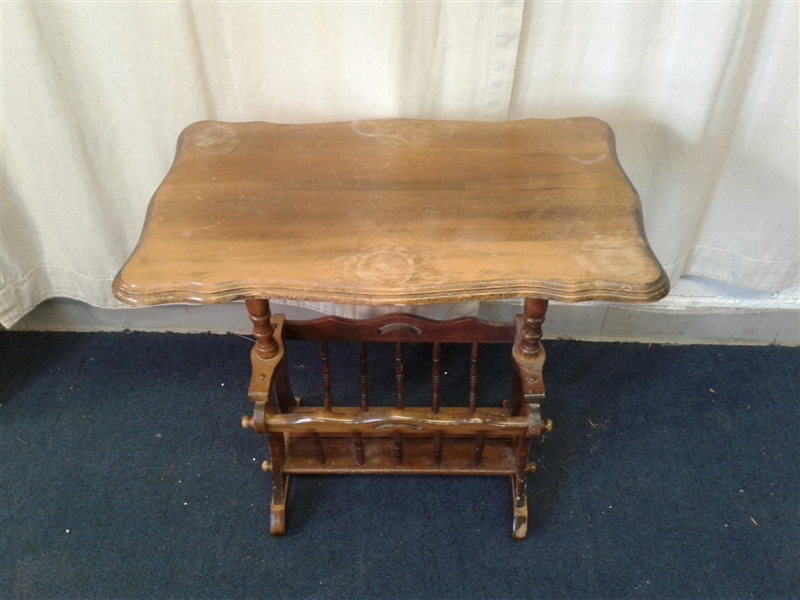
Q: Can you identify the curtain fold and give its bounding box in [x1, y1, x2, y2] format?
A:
[1, 1, 797, 328]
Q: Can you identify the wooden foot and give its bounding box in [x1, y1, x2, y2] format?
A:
[510, 475, 528, 540]
[270, 474, 290, 536]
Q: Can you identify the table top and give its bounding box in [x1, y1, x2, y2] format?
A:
[113, 118, 669, 307]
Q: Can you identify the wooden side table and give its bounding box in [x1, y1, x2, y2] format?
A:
[113, 118, 668, 539]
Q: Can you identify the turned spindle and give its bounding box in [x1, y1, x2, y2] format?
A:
[473, 432, 486, 466]
[468, 342, 479, 413]
[359, 342, 369, 412]
[431, 342, 442, 414]
[432, 342, 443, 464]
[311, 432, 326, 465]
[353, 342, 369, 466]
[321, 341, 332, 411]
[395, 342, 405, 409]
[393, 431, 403, 464]
[353, 431, 366, 465]
[394, 342, 404, 463]
[521, 298, 548, 356]
[433, 431, 444, 465]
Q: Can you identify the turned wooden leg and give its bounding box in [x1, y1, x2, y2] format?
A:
[509, 298, 549, 539]
[511, 298, 548, 413]
[246, 298, 279, 359]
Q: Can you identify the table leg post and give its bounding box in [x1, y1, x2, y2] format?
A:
[245, 298, 292, 535]
[509, 297, 549, 540]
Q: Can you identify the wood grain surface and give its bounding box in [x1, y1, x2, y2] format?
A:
[113, 118, 669, 306]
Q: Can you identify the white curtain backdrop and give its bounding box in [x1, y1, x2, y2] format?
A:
[1, 1, 797, 327]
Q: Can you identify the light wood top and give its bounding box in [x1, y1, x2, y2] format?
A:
[113, 118, 669, 306]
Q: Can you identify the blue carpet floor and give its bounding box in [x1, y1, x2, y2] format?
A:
[1, 331, 798, 599]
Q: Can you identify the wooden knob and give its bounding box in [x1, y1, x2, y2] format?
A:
[241, 415, 254, 429]
[525, 462, 537, 474]
[542, 419, 553, 433]
[261, 460, 271, 473]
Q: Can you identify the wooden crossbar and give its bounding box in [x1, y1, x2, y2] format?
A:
[243, 405, 546, 437]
